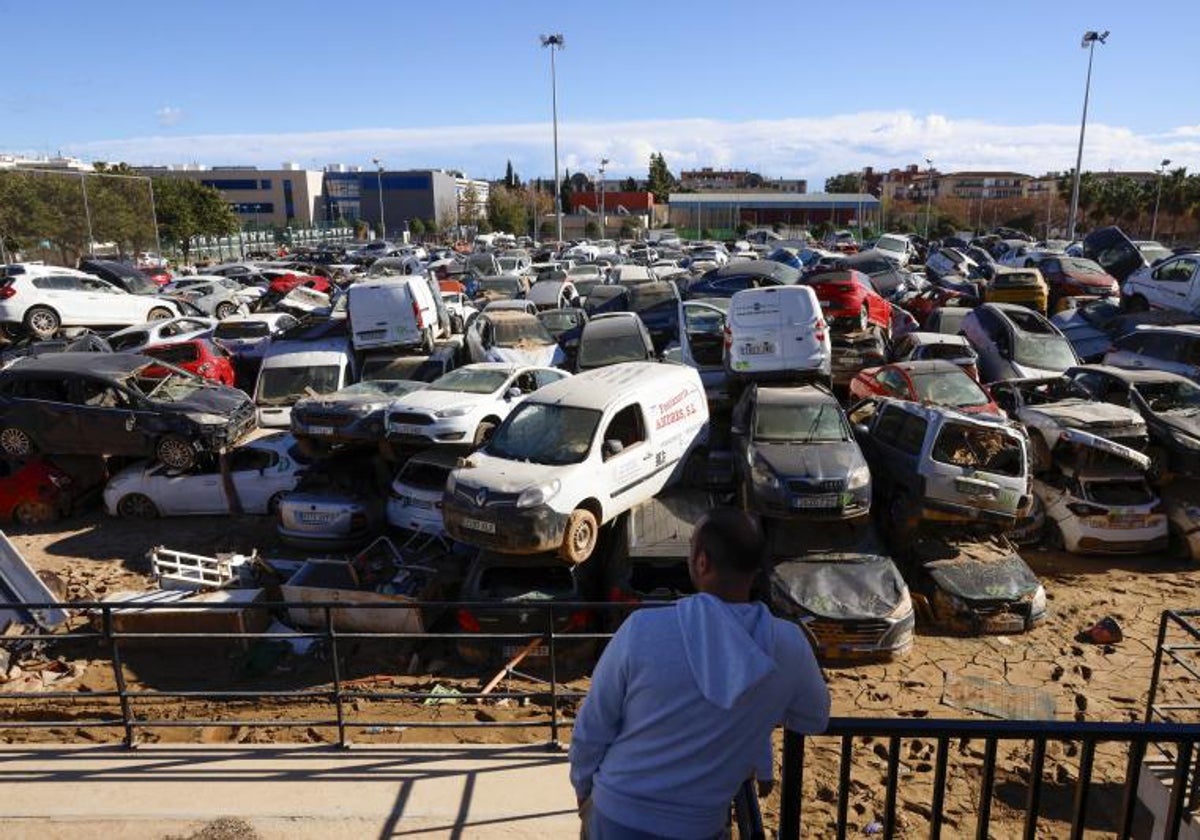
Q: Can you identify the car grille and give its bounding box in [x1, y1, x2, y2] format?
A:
[787, 478, 846, 493]
[452, 484, 521, 507]
[296, 411, 352, 427]
[389, 412, 435, 426]
[971, 600, 1030, 618]
[806, 618, 890, 648]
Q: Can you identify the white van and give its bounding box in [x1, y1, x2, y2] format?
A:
[443, 363, 709, 563]
[725, 285, 831, 384]
[347, 277, 439, 352]
[254, 336, 358, 427]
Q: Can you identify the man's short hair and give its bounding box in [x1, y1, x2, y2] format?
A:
[693, 508, 765, 575]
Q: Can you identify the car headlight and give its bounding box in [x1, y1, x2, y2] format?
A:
[751, 461, 781, 490]
[1028, 585, 1047, 616]
[847, 465, 871, 490]
[516, 479, 561, 509]
[887, 587, 913, 620]
[1170, 429, 1200, 451]
[434, 406, 471, 418]
[191, 413, 227, 426]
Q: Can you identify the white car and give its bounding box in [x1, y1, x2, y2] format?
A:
[163, 275, 264, 308]
[211, 313, 300, 362]
[107, 317, 218, 353]
[386, 449, 458, 535]
[0, 268, 179, 339]
[104, 433, 308, 518]
[385, 363, 570, 448]
[1036, 462, 1168, 555]
[441, 293, 478, 334]
[872, 234, 915, 267]
[464, 311, 565, 367]
[1122, 254, 1200, 316]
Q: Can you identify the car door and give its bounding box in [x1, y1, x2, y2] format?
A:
[8, 376, 80, 451]
[31, 275, 82, 321]
[227, 446, 286, 513]
[77, 276, 133, 324]
[67, 376, 155, 457]
[864, 404, 922, 496]
[599, 402, 655, 512]
[680, 301, 727, 371]
[1146, 258, 1199, 312]
[1104, 333, 1144, 369]
[146, 460, 225, 515]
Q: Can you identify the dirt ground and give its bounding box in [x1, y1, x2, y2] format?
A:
[3, 510, 1198, 837]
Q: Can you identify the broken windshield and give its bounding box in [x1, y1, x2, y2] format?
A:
[931, 423, 1023, 477]
[1137, 380, 1200, 412]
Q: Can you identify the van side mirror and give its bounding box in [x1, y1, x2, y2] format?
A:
[852, 423, 869, 436]
[506, 387, 522, 400]
[602, 439, 624, 459]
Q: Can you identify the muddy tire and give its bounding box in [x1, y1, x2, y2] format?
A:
[0, 427, 34, 459]
[560, 508, 599, 564]
[155, 435, 196, 471]
[117, 493, 159, 519]
[420, 326, 435, 354]
[215, 301, 237, 320]
[23, 306, 59, 340]
[13, 500, 57, 526]
[147, 306, 174, 322]
[472, 421, 496, 448]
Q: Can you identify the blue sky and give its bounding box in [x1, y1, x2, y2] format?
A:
[4, 0, 1198, 183]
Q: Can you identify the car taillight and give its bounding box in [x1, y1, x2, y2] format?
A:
[1067, 502, 1107, 517]
[814, 318, 827, 343]
[608, 586, 640, 605]
[457, 608, 481, 632]
[0, 285, 16, 300]
[412, 299, 424, 330]
[563, 609, 594, 632]
[723, 325, 732, 349]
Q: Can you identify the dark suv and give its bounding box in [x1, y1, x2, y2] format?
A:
[0, 353, 255, 470]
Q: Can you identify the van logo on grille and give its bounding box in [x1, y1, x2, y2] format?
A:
[475, 488, 487, 507]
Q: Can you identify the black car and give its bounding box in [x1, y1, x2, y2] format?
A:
[683, 261, 801, 299]
[575, 313, 656, 372]
[581, 284, 631, 317]
[291, 379, 428, 454]
[537, 307, 589, 366]
[731, 383, 871, 520]
[766, 519, 914, 663]
[1082, 226, 1148, 283]
[627, 281, 681, 353]
[1067, 364, 1200, 479]
[78, 259, 159, 296]
[360, 341, 461, 383]
[0, 353, 254, 470]
[455, 550, 600, 667]
[0, 331, 112, 366]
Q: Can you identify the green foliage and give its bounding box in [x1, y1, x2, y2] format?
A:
[487, 186, 527, 234]
[735, 221, 750, 236]
[619, 217, 639, 238]
[647, 153, 676, 203]
[559, 171, 574, 214]
[621, 177, 638, 192]
[584, 221, 599, 237]
[504, 160, 517, 189]
[408, 217, 426, 236]
[824, 172, 862, 193]
[476, 217, 492, 234]
[1000, 212, 1036, 234]
[539, 220, 555, 237]
[151, 177, 239, 257]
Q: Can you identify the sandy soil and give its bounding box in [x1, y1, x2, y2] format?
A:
[3, 510, 1198, 837]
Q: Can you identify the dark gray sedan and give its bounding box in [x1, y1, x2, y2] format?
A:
[290, 379, 427, 453]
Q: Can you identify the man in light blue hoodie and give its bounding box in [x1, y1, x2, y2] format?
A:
[569, 508, 830, 839]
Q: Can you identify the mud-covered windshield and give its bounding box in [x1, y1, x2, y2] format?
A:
[911, 370, 990, 408]
[1137, 380, 1200, 412]
[486, 403, 602, 466]
[931, 422, 1023, 476]
[754, 402, 849, 443]
[493, 317, 555, 347]
[427, 368, 508, 395]
[1013, 335, 1077, 372]
[257, 365, 341, 405]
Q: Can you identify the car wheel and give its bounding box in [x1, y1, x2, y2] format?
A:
[267, 491, 287, 515]
[155, 435, 196, 470]
[1124, 295, 1149, 314]
[420, 326, 435, 353]
[0, 427, 34, 458]
[1045, 520, 1066, 552]
[147, 306, 174, 321]
[13, 500, 56, 526]
[23, 306, 59, 340]
[858, 303, 870, 332]
[215, 302, 237, 320]
[117, 493, 159, 519]
[560, 507, 599, 564]
[472, 421, 495, 448]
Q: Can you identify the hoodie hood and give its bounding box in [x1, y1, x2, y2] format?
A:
[676, 594, 777, 709]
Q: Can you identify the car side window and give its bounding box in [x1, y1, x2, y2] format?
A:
[1112, 334, 1143, 354]
[74, 378, 132, 409]
[1186, 340, 1200, 366]
[877, 370, 909, 395]
[16, 377, 70, 402]
[601, 404, 646, 458]
[513, 372, 538, 394]
[533, 369, 566, 390]
[873, 406, 907, 448]
[1070, 372, 1108, 399]
[1141, 334, 1179, 362]
[229, 448, 274, 472]
[894, 414, 928, 456]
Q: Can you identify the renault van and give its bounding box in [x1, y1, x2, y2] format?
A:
[725, 285, 831, 384]
[443, 363, 709, 563]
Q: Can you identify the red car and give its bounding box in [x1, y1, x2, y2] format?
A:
[141, 339, 237, 386]
[849, 359, 1003, 417]
[805, 270, 892, 335]
[899, 287, 977, 328]
[1028, 255, 1118, 304]
[140, 267, 172, 287]
[0, 459, 72, 524]
[268, 273, 331, 296]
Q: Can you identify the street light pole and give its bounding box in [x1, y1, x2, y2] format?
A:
[1067, 30, 1109, 242]
[923, 157, 934, 239]
[80, 173, 94, 257]
[1151, 158, 1171, 241]
[540, 34, 565, 245]
[372, 158, 386, 242]
[598, 158, 609, 239]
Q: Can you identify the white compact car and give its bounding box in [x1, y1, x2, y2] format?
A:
[0, 268, 179, 339]
[104, 433, 307, 518]
[385, 363, 570, 449]
[1036, 466, 1168, 555]
[107, 317, 219, 353]
[212, 313, 300, 362]
[386, 449, 459, 535]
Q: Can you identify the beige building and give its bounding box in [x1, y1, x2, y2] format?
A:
[137, 163, 326, 229]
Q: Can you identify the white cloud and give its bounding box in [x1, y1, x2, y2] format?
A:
[154, 106, 184, 128]
[69, 111, 1200, 184]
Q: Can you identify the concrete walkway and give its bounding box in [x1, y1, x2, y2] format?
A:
[0, 743, 580, 839]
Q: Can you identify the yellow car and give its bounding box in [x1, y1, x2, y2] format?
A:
[984, 267, 1049, 314]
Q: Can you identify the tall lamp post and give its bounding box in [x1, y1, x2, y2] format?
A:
[598, 158, 609, 239]
[540, 34, 565, 245]
[923, 157, 934, 239]
[1067, 30, 1109, 242]
[371, 158, 386, 242]
[1151, 158, 1171, 241]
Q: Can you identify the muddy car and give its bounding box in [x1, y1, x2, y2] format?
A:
[849, 397, 1030, 536]
[767, 520, 914, 663]
[291, 379, 429, 454]
[1162, 480, 1200, 562]
[903, 534, 1047, 635]
[990, 376, 1147, 473]
[830, 330, 887, 391]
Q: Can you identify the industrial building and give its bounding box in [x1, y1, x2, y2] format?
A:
[667, 192, 881, 233]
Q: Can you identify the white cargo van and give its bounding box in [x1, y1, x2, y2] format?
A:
[254, 336, 358, 428]
[725, 285, 831, 384]
[443, 362, 709, 563]
[347, 277, 439, 352]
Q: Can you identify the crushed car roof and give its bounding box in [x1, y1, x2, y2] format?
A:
[5, 351, 154, 377]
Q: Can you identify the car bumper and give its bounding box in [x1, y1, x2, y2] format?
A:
[750, 483, 870, 521]
[1061, 517, 1170, 555]
[442, 500, 569, 554]
[797, 612, 915, 664]
[385, 418, 474, 446]
[293, 418, 384, 444]
[986, 291, 1047, 312]
[276, 526, 375, 551]
[386, 499, 446, 535]
[931, 589, 1045, 635]
[923, 497, 1018, 526]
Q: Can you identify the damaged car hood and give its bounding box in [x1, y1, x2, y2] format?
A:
[1027, 399, 1143, 429]
[917, 540, 1041, 603]
[756, 441, 864, 479]
[770, 555, 906, 620]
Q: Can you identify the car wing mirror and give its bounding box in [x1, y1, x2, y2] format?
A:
[852, 423, 869, 436]
[506, 387, 522, 400]
[602, 439, 624, 459]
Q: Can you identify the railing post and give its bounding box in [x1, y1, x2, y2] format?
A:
[779, 729, 803, 840]
[1147, 611, 1171, 724]
[1118, 739, 1147, 840]
[1024, 736, 1046, 840]
[325, 605, 347, 748]
[976, 738, 997, 840]
[547, 604, 560, 749]
[1070, 738, 1096, 840]
[102, 605, 136, 748]
[1166, 739, 1194, 840]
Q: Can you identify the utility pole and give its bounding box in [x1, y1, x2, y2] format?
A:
[598, 158, 609, 239]
[1151, 158, 1170, 241]
[1067, 30, 1109, 241]
[540, 34, 565, 245]
[923, 158, 934, 239]
[371, 158, 386, 242]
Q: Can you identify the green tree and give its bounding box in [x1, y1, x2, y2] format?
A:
[487, 186, 527, 234]
[621, 177, 638, 192]
[151, 177, 239, 260]
[409, 217, 426, 237]
[824, 172, 862, 193]
[619, 217, 639, 239]
[584, 220, 599, 237]
[476, 217, 492, 234]
[504, 160, 516, 189]
[459, 183, 481, 224]
[539, 220, 555, 238]
[559, 171, 574, 216]
[647, 153, 676, 203]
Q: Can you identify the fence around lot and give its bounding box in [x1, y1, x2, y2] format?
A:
[6, 599, 1200, 838]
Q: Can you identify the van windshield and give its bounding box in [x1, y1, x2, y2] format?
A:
[931, 423, 1023, 476]
[493, 317, 555, 347]
[486, 403, 603, 466]
[257, 365, 342, 405]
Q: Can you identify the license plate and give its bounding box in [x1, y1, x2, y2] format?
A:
[503, 645, 549, 658]
[307, 425, 333, 436]
[297, 511, 334, 524]
[981, 614, 1026, 634]
[1097, 514, 1146, 529]
[793, 494, 840, 509]
[357, 329, 386, 340]
[461, 517, 496, 534]
[955, 478, 997, 497]
[391, 423, 426, 436]
[742, 342, 774, 355]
